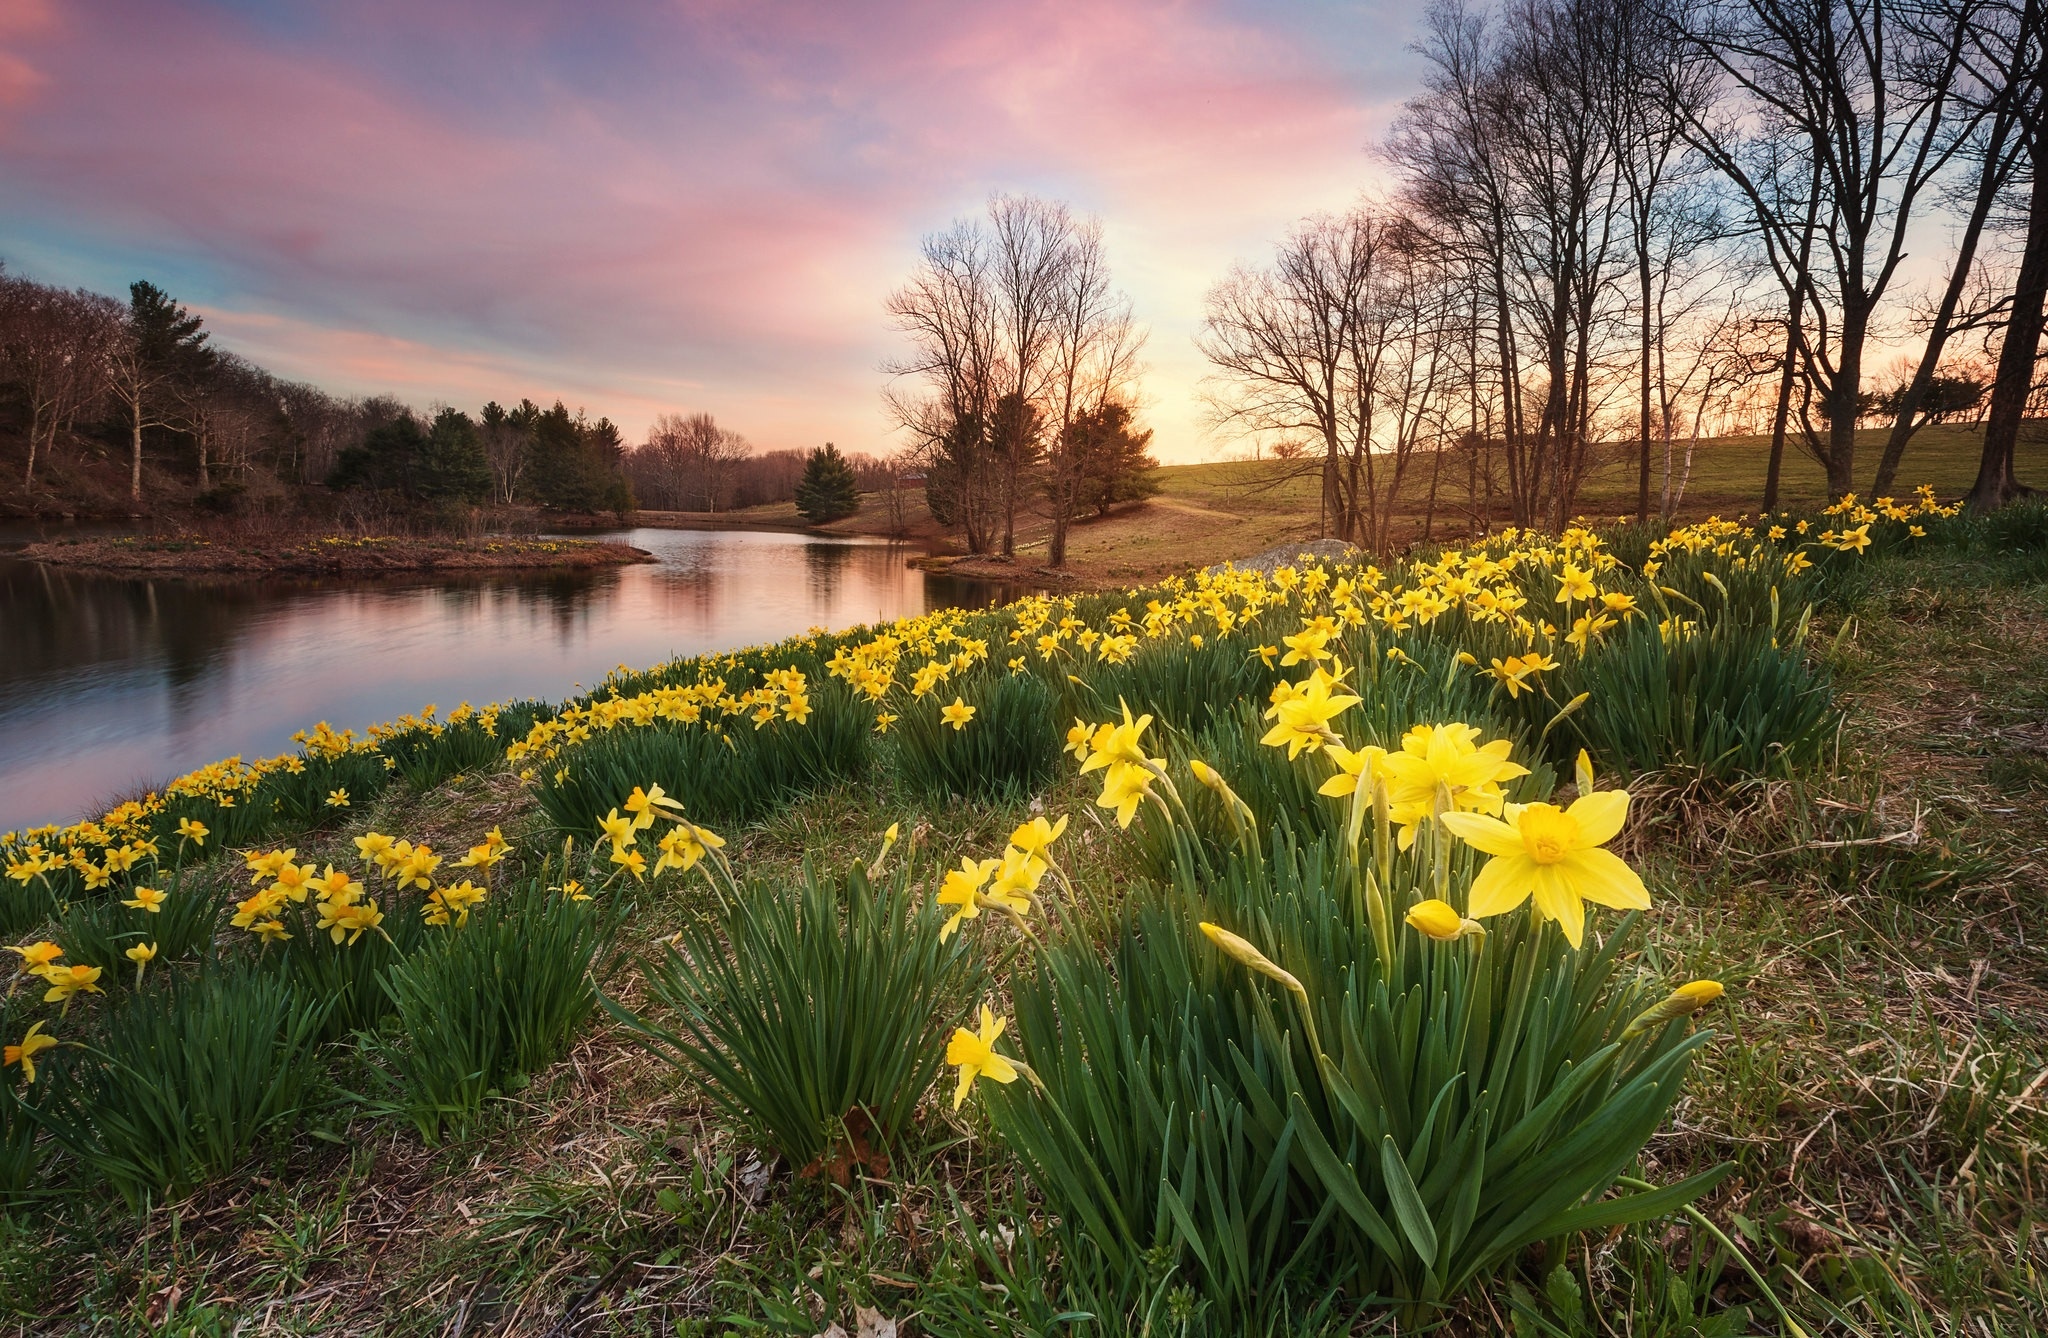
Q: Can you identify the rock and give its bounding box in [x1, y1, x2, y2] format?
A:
[1208, 537, 1360, 576]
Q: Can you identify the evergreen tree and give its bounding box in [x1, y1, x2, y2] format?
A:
[1066, 401, 1159, 517]
[795, 441, 860, 524]
[329, 413, 426, 493]
[414, 407, 491, 502]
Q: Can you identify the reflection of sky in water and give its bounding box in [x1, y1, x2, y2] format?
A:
[0, 529, 1023, 832]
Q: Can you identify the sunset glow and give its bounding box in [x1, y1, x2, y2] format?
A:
[0, 0, 1414, 458]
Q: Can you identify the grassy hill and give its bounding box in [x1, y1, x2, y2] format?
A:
[677, 423, 2048, 585]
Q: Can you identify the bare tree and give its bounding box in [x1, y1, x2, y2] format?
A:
[1964, 0, 2048, 508]
[1042, 220, 1145, 566]
[1200, 206, 1456, 551]
[0, 277, 120, 490]
[886, 219, 1003, 553]
[1672, 0, 1977, 496]
[637, 411, 751, 511]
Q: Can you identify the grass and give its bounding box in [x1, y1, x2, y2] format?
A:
[703, 422, 2048, 586]
[7, 510, 2046, 1333]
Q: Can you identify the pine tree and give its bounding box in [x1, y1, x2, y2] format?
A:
[795, 442, 861, 524]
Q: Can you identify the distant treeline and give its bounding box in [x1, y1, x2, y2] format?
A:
[0, 267, 641, 519]
[621, 412, 902, 513]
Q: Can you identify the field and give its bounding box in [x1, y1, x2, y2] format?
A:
[692, 424, 2048, 585]
[0, 474, 2044, 1334]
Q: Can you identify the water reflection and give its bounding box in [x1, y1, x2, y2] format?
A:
[0, 528, 1030, 832]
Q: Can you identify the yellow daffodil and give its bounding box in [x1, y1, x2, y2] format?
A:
[598, 809, 638, 852]
[4, 1022, 57, 1084]
[874, 712, 898, 734]
[176, 818, 208, 846]
[41, 963, 103, 1005]
[937, 856, 999, 940]
[941, 698, 977, 730]
[354, 831, 395, 864]
[1260, 667, 1360, 759]
[1555, 564, 1597, 603]
[1624, 979, 1726, 1037]
[121, 886, 168, 913]
[1440, 790, 1649, 948]
[325, 789, 351, 808]
[1405, 899, 1483, 941]
[1008, 814, 1068, 857]
[125, 942, 157, 981]
[1198, 922, 1304, 995]
[1378, 722, 1527, 848]
[320, 896, 386, 943]
[946, 1005, 1019, 1109]
[7, 942, 63, 972]
[608, 846, 649, 883]
[1317, 744, 1387, 799]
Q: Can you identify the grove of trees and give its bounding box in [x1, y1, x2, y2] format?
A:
[1200, 0, 2048, 545]
[885, 195, 1156, 566]
[0, 267, 637, 519]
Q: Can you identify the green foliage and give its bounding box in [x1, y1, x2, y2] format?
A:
[261, 881, 431, 1041]
[982, 827, 1723, 1324]
[609, 858, 982, 1172]
[1069, 628, 1279, 736]
[54, 866, 217, 976]
[364, 875, 625, 1142]
[794, 442, 861, 524]
[1561, 607, 1837, 781]
[0, 997, 48, 1208]
[536, 705, 870, 837]
[1063, 399, 1161, 517]
[891, 671, 1060, 802]
[256, 750, 391, 830]
[37, 962, 328, 1209]
[522, 400, 634, 513]
[378, 716, 502, 792]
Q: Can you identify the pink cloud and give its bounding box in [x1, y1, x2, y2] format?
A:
[0, 0, 1409, 458]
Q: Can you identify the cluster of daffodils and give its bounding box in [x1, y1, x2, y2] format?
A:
[595, 784, 726, 884]
[935, 815, 1071, 944]
[948, 668, 1729, 1112]
[507, 672, 815, 782]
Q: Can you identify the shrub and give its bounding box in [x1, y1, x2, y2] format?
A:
[37, 962, 328, 1208]
[892, 671, 1059, 803]
[610, 853, 982, 1177]
[365, 873, 626, 1142]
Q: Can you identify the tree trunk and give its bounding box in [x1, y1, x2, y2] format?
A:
[1970, 122, 2048, 511]
[1826, 306, 1866, 499]
[23, 401, 46, 489]
[1637, 248, 1653, 523]
[130, 404, 145, 502]
[1873, 104, 2014, 497]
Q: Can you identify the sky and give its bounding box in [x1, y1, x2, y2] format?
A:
[0, 0, 1423, 463]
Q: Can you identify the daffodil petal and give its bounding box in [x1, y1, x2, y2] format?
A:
[1564, 847, 1651, 909]
[1467, 853, 1533, 917]
[1566, 789, 1631, 847]
[1528, 865, 1586, 948]
[1441, 811, 1526, 857]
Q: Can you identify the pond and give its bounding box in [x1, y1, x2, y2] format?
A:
[0, 526, 1027, 833]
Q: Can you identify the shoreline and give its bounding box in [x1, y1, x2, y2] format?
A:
[15, 533, 657, 576]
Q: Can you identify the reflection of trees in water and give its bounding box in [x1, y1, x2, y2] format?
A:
[0, 559, 620, 696]
[922, 572, 1031, 614]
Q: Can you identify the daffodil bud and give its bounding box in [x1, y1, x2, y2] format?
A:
[1623, 979, 1726, 1038]
[1575, 748, 1596, 799]
[1199, 922, 1304, 995]
[1404, 899, 1482, 941]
